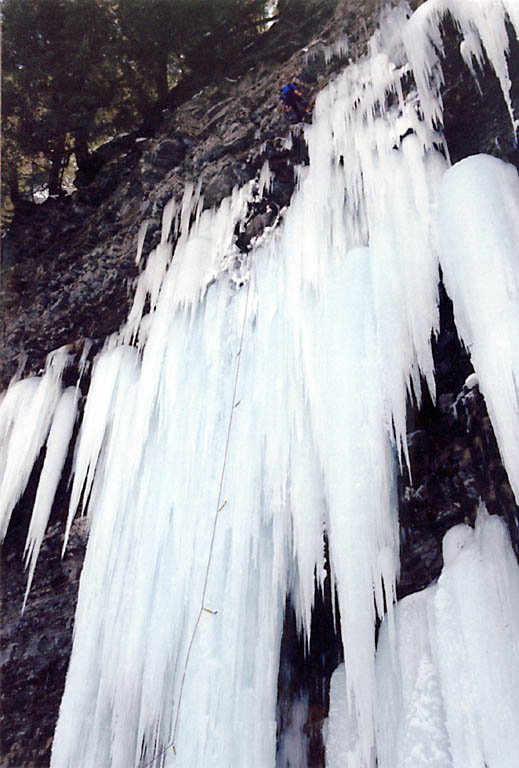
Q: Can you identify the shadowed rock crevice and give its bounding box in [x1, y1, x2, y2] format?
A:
[1, 445, 87, 768]
[276, 561, 343, 768]
[398, 280, 519, 599]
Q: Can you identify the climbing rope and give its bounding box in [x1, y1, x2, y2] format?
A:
[139, 261, 254, 768]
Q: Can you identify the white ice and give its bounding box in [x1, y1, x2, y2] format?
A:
[23, 386, 78, 610]
[0, 346, 70, 541]
[437, 154, 519, 506]
[325, 663, 366, 767]
[402, 0, 519, 132]
[374, 506, 519, 768]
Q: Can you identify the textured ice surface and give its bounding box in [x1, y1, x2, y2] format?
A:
[324, 663, 366, 767]
[374, 507, 519, 768]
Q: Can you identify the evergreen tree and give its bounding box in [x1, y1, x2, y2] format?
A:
[115, 0, 269, 102]
[1, 0, 272, 212]
[2, 0, 120, 201]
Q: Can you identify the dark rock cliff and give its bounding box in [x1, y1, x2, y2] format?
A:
[1, 2, 519, 766]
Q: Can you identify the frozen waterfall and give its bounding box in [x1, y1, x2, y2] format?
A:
[1, 1, 519, 766]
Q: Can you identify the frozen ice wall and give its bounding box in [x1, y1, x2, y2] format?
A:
[1, 1, 519, 766]
[374, 507, 519, 768]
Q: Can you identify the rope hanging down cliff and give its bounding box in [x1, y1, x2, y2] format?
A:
[139, 257, 255, 768]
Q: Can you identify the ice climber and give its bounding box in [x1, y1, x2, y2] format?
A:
[281, 82, 310, 122]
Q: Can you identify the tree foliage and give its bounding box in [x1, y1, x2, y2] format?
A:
[2, 0, 121, 199]
[1, 0, 271, 213]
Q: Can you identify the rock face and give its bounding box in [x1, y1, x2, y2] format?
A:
[151, 137, 188, 169]
[399, 285, 519, 598]
[1, 520, 86, 768]
[0, 435, 87, 768]
[1, 2, 519, 766]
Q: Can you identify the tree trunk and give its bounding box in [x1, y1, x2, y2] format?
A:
[48, 137, 66, 196]
[74, 136, 90, 170]
[8, 165, 20, 204]
[155, 57, 169, 103]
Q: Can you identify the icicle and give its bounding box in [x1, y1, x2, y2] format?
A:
[0, 346, 70, 541]
[121, 169, 270, 347]
[402, 0, 519, 133]
[136, 220, 149, 266]
[77, 339, 93, 381]
[437, 154, 519, 504]
[63, 345, 140, 552]
[23, 386, 78, 610]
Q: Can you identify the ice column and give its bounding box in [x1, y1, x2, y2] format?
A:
[438, 154, 519, 506]
[23, 386, 77, 609]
